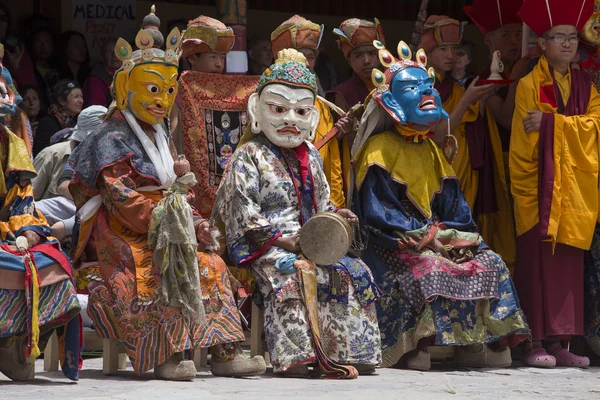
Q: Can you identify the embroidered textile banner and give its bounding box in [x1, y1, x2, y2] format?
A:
[178, 71, 259, 217]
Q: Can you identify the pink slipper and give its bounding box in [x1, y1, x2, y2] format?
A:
[522, 348, 556, 368]
[552, 349, 590, 368]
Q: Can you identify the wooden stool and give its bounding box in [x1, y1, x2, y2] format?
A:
[250, 302, 269, 364]
[43, 331, 60, 372]
[102, 339, 128, 375]
[44, 329, 110, 372]
[192, 348, 209, 370]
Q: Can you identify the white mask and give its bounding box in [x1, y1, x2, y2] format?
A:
[248, 84, 319, 148]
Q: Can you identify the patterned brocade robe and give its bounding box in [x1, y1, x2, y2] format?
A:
[352, 130, 529, 368]
[221, 134, 382, 372]
[68, 111, 245, 375]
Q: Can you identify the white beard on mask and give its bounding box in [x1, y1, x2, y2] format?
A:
[248, 83, 319, 148]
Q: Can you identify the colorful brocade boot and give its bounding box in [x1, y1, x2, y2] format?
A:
[210, 342, 266, 377]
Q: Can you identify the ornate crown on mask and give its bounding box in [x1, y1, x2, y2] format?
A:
[370, 40, 435, 93]
[114, 5, 182, 73]
[256, 49, 318, 95]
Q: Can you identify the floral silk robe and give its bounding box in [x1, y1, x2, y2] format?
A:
[222, 135, 382, 372]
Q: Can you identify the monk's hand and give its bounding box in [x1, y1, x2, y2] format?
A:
[337, 208, 357, 223]
[274, 235, 300, 253]
[195, 220, 213, 250]
[463, 76, 496, 104]
[524, 110, 543, 133]
[334, 114, 356, 140]
[20, 230, 42, 249]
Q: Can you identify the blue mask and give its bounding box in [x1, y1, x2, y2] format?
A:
[380, 67, 448, 128]
[0, 62, 22, 117]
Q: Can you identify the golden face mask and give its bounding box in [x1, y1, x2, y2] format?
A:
[114, 63, 179, 125]
[111, 19, 182, 125]
[581, 0, 600, 45]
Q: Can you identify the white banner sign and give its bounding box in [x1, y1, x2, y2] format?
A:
[72, 0, 137, 64]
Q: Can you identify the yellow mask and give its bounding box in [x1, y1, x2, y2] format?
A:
[114, 63, 179, 125]
[581, 0, 600, 45]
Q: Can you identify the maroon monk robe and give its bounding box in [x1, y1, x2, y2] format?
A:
[513, 68, 593, 341]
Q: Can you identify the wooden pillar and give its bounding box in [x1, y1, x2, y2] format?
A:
[217, 0, 248, 74]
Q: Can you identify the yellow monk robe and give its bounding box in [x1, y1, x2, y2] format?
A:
[441, 79, 516, 271]
[313, 98, 345, 208]
[510, 55, 600, 250]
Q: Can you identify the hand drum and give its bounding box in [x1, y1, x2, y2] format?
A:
[298, 212, 352, 266]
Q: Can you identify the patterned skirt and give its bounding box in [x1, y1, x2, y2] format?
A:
[0, 278, 81, 380]
[0, 279, 80, 338]
[87, 212, 245, 375]
[253, 255, 382, 372]
[362, 244, 529, 368]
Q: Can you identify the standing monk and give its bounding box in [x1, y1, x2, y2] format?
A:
[68, 8, 266, 380]
[511, 0, 599, 368]
[328, 18, 385, 197]
[464, 0, 530, 199]
[270, 15, 346, 208]
[420, 16, 515, 273]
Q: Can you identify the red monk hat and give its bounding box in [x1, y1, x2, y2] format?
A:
[464, 0, 523, 34]
[518, 0, 594, 36]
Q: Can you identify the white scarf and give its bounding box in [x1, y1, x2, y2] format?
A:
[78, 110, 175, 222]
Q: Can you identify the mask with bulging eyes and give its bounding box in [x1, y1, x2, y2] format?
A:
[248, 83, 319, 148]
[0, 62, 21, 117]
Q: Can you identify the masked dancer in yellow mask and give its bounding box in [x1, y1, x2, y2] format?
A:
[68, 6, 266, 381]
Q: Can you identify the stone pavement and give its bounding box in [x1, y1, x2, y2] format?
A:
[1, 358, 600, 400]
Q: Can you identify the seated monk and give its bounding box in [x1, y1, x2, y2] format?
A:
[220, 49, 382, 379]
[350, 40, 529, 371]
[68, 8, 265, 381]
[0, 46, 81, 381]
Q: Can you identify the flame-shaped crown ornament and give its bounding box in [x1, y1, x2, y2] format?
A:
[370, 40, 435, 91]
[114, 5, 182, 73]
